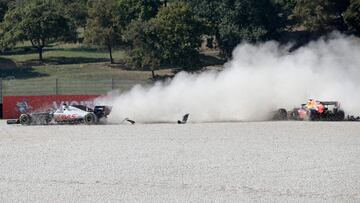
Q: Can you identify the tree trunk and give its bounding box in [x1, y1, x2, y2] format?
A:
[108, 43, 114, 64]
[30, 40, 44, 62]
[38, 47, 43, 61]
[151, 69, 155, 79]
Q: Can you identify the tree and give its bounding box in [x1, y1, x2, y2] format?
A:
[0, 0, 9, 22]
[217, 0, 282, 57]
[271, 0, 297, 27]
[344, 0, 360, 35]
[151, 2, 203, 68]
[85, 0, 163, 64]
[185, 0, 283, 58]
[1, 0, 20, 50]
[293, 0, 350, 34]
[57, 0, 88, 29]
[183, 0, 221, 35]
[0, 0, 8, 49]
[1, 0, 76, 61]
[126, 0, 162, 21]
[272, 0, 297, 14]
[124, 2, 203, 71]
[84, 0, 122, 64]
[124, 20, 160, 78]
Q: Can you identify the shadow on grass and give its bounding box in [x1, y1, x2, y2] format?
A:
[0, 67, 49, 79]
[49, 47, 108, 53]
[1, 57, 47, 79]
[166, 54, 225, 76]
[1, 46, 109, 56]
[150, 74, 175, 82]
[44, 56, 109, 65]
[199, 53, 226, 67]
[277, 30, 326, 52]
[1, 46, 38, 55]
[107, 52, 226, 82]
[21, 57, 110, 66]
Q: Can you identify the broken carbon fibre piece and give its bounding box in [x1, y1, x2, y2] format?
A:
[178, 114, 189, 124]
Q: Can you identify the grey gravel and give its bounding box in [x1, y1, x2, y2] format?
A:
[0, 121, 359, 202]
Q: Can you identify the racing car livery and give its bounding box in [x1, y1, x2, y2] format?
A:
[273, 100, 346, 121]
[7, 104, 111, 125]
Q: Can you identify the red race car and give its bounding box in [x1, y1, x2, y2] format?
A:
[273, 100, 345, 121]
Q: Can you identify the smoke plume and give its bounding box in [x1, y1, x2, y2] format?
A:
[100, 33, 360, 123]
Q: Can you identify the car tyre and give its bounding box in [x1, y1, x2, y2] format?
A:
[273, 109, 288, 120]
[309, 110, 319, 121]
[334, 110, 345, 121]
[19, 114, 31, 125]
[84, 113, 96, 125]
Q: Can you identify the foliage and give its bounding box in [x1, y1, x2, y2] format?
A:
[57, 0, 88, 29]
[344, 0, 360, 35]
[185, 0, 282, 58]
[271, 0, 297, 26]
[84, 0, 122, 64]
[123, 0, 162, 21]
[1, 0, 76, 61]
[151, 2, 203, 68]
[125, 2, 203, 71]
[0, 0, 13, 49]
[84, 0, 163, 64]
[293, 0, 350, 34]
[272, 0, 297, 13]
[218, 0, 283, 57]
[124, 20, 160, 77]
[1, 0, 360, 70]
[0, 0, 10, 22]
[182, 0, 221, 35]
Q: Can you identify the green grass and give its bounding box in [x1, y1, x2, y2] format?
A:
[0, 43, 223, 100]
[0, 43, 175, 99]
[2, 77, 148, 96]
[31, 64, 152, 80]
[1, 44, 125, 63]
[0, 43, 174, 80]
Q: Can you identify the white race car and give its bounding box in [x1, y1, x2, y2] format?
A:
[7, 104, 111, 125]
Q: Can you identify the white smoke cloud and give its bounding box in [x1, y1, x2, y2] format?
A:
[100, 33, 360, 123]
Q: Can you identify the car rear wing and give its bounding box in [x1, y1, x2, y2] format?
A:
[94, 106, 112, 117]
[319, 101, 340, 107]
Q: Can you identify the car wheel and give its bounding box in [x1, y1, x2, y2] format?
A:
[289, 110, 299, 120]
[84, 113, 96, 125]
[273, 109, 288, 120]
[44, 114, 53, 125]
[19, 114, 31, 125]
[309, 110, 320, 121]
[334, 110, 345, 121]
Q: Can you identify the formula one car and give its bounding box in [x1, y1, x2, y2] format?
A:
[273, 100, 345, 121]
[7, 104, 111, 125]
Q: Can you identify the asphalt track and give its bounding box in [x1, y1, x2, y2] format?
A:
[0, 120, 359, 202]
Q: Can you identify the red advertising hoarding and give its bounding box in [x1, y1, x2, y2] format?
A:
[2, 95, 100, 119]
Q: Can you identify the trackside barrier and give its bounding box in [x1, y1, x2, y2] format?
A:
[2, 78, 149, 96]
[0, 78, 151, 119]
[0, 78, 2, 118]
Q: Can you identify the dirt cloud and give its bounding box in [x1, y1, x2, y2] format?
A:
[101, 33, 360, 123]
